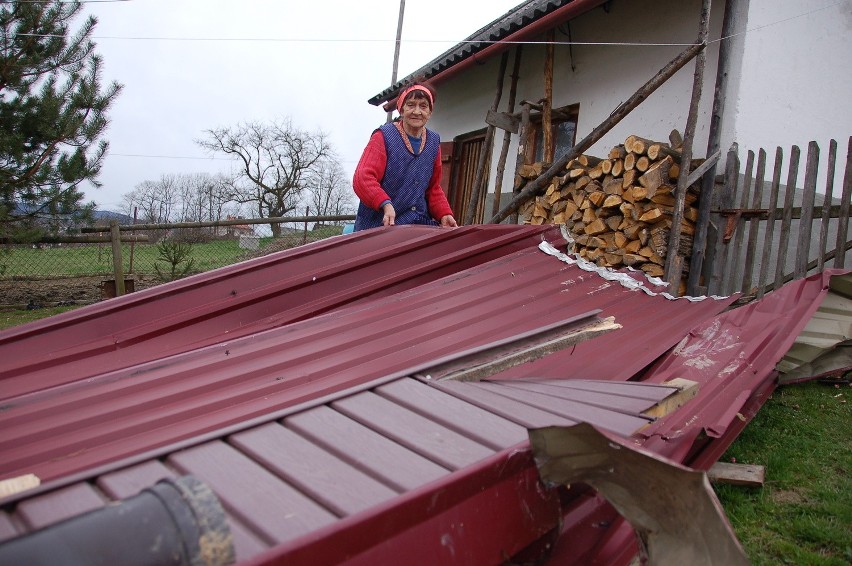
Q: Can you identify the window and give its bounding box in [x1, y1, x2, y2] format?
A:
[529, 104, 579, 164]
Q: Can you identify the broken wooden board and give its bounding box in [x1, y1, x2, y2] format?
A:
[707, 462, 765, 487]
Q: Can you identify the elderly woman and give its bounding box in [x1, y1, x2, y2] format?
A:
[352, 83, 458, 231]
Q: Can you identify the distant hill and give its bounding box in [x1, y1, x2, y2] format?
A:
[92, 210, 134, 225]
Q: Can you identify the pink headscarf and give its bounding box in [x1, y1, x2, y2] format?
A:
[396, 85, 434, 113]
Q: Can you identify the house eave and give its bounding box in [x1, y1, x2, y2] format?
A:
[367, 0, 609, 109]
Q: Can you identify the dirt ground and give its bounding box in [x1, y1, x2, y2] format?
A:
[0, 276, 161, 308]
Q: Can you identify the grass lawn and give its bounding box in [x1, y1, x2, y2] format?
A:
[717, 380, 851, 565]
[0, 305, 848, 565]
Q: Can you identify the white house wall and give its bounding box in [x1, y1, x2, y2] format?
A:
[430, 0, 725, 205]
[428, 0, 850, 209]
[731, 0, 852, 192]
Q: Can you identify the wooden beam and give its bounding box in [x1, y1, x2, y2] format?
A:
[707, 462, 765, 487]
[644, 378, 699, 418]
[465, 51, 509, 225]
[664, 0, 711, 292]
[492, 45, 523, 218]
[688, 0, 738, 295]
[685, 149, 720, 187]
[489, 41, 705, 224]
[543, 30, 555, 164]
[485, 109, 520, 134]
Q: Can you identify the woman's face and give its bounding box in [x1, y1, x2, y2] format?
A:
[400, 95, 432, 134]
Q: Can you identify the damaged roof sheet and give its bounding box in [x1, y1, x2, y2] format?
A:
[1, 225, 843, 564]
[0, 226, 733, 484]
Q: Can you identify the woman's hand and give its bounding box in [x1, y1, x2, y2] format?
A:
[382, 202, 396, 226]
[440, 215, 458, 228]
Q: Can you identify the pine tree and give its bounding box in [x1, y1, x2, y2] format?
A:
[0, 1, 122, 238]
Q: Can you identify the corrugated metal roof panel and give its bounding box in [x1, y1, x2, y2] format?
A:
[0, 226, 734, 484]
[0, 376, 676, 564]
[3, 225, 841, 564]
[0, 225, 561, 399]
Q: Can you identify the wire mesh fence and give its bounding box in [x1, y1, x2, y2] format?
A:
[0, 224, 346, 306]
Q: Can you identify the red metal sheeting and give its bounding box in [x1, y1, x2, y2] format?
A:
[1, 225, 841, 565]
[0, 226, 732, 483]
[0, 225, 562, 399]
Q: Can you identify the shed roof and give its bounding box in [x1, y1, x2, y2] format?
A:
[368, 0, 609, 107]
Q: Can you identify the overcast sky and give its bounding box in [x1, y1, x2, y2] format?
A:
[79, 0, 522, 211]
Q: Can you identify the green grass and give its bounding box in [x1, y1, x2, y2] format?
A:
[0, 237, 279, 278]
[0, 305, 80, 329]
[717, 380, 852, 565]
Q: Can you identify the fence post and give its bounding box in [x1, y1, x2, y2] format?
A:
[303, 207, 310, 245]
[110, 220, 125, 297]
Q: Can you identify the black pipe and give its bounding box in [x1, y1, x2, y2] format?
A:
[0, 475, 235, 566]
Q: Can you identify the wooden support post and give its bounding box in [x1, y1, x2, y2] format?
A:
[110, 220, 125, 297]
[492, 46, 523, 218]
[709, 144, 738, 296]
[510, 101, 533, 224]
[833, 136, 852, 269]
[664, 0, 711, 293]
[490, 41, 705, 224]
[464, 51, 509, 225]
[688, 0, 736, 295]
[543, 30, 555, 164]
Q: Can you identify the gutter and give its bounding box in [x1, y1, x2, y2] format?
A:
[375, 0, 609, 110]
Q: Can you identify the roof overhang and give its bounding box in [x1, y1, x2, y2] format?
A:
[368, 0, 610, 109]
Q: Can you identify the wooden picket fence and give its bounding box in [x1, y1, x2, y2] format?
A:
[703, 137, 851, 298]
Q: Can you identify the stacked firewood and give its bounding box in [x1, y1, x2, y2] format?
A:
[521, 134, 701, 279]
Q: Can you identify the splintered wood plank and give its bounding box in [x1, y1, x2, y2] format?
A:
[15, 482, 105, 531]
[473, 382, 652, 436]
[433, 380, 577, 429]
[707, 462, 765, 486]
[97, 460, 177, 499]
[231, 423, 398, 517]
[285, 406, 449, 492]
[643, 379, 700, 418]
[377, 378, 528, 450]
[332, 392, 494, 470]
[168, 440, 336, 545]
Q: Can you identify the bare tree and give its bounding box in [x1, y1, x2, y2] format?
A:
[176, 173, 234, 223]
[307, 158, 357, 226]
[197, 118, 331, 237]
[123, 174, 179, 224]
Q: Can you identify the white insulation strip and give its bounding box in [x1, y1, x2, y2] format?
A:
[538, 239, 729, 302]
